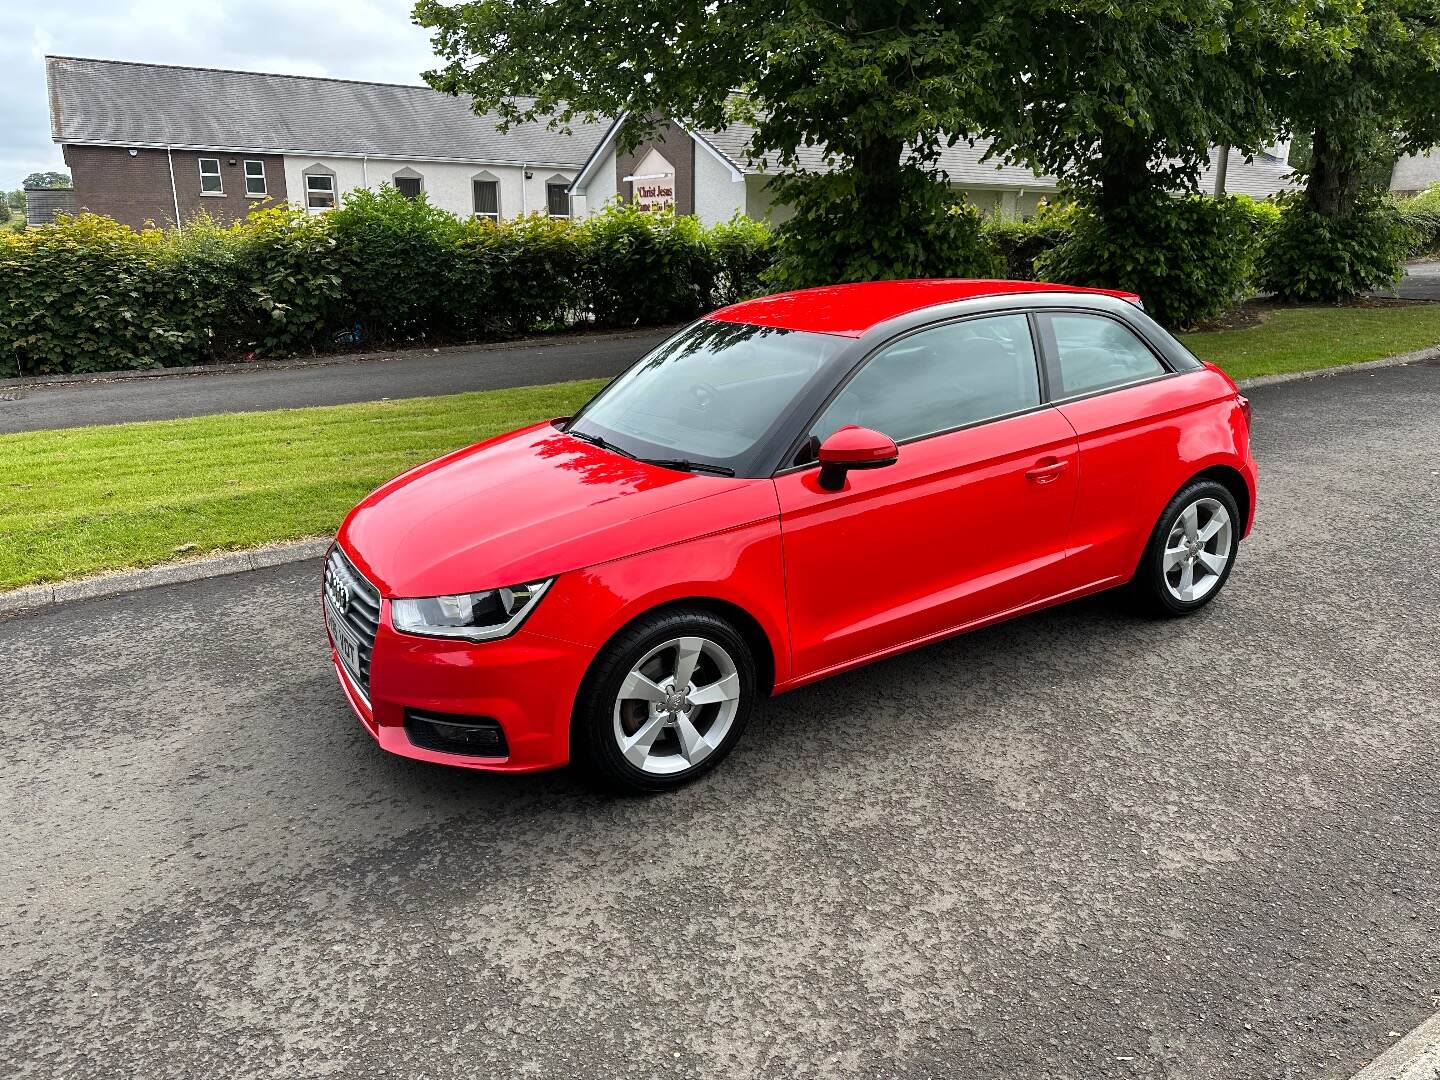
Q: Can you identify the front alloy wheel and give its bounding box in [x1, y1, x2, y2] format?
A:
[613, 636, 742, 776]
[575, 609, 756, 792]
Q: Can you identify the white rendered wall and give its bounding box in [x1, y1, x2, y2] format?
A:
[693, 145, 746, 225]
[572, 148, 619, 219]
[282, 155, 576, 220]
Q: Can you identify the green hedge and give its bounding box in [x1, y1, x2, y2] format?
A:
[5, 181, 1409, 378]
[0, 192, 773, 378]
[1396, 184, 1440, 259]
[1259, 193, 1408, 302]
[1034, 195, 1260, 327]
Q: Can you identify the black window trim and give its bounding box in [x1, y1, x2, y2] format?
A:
[1032, 307, 1181, 407]
[771, 306, 1050, 477]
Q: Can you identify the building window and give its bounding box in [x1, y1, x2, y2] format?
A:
[394, 176, 423, 200]
[198, 158, 222, 194]
[546, 182, 570, 217]
[472, 179, 500, 221]
[305, 173, 336, 210]
[243, 160, 267, 197]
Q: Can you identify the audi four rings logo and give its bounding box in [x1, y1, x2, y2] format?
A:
[325, 566, 350, 613]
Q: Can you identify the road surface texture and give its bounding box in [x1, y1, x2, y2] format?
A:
[1375, 259, 1440, 302]
[1, 361, 1437, 1079]
[0, 327, 675, 435]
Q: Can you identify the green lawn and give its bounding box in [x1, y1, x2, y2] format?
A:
[1179, 302, 1440, 380]
[0, 379, 604, 591]
[4, 301, 1438, 593]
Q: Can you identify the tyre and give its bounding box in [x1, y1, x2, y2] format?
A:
[572, 608, 756, 793]
[1131, 479, 1242, 616]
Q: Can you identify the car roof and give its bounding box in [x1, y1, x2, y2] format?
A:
[705, 279, 1143, 338]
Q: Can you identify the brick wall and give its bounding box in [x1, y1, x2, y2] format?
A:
[63, 145, 289, 229]
[615, 121, 696, 216]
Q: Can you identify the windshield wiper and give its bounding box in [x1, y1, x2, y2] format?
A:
[567, 428, 636, 459]
[636, 458, 736, 477]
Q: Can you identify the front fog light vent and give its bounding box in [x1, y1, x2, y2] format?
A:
[404, 709, 509, 757]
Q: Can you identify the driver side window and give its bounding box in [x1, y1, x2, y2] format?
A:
[811, 313, 1041, 447]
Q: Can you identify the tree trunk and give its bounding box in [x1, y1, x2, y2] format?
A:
[1306, 126, 1362, 219]
[852, 135, 905, 208]
[1096, 130, 1155, 221]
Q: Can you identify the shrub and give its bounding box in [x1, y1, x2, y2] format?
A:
[0, 198, 776, 376]
[707, 214, 775, 306]
[1259, 194, 1407, 302]
[0, 214, 197, 377]
[1395, 184, 1440, 259]
[765, 168, 1002, 290]
[981, 201, 1077, 280]
[450, 213, 584, 338]
[578, 203, 719, 327]
[329, 186, 465, 343]
[1035, 195, 1257, 327]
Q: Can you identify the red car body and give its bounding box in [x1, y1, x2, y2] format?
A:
[326, 280, 1257, 774]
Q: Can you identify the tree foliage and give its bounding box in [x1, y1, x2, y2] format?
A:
[1266, 0, 1440, 219]
[22, 171, 72, 189]
[416, 0, 1013, 282]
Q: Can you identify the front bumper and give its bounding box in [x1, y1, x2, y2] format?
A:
[328, 607, 593, 773]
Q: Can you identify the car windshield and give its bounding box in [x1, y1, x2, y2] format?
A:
[566, 320, 850, 475]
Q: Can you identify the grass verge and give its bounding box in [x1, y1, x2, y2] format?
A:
[0, 379, 604, 591]
[1179, 302, 1440, 380]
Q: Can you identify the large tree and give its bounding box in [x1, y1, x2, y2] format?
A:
[414, 0, 1015, 282]
[22, 171, 71, 189]
[1269, 0, 1440, 219]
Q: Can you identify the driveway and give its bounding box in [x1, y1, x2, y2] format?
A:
[1, 361, 1437, 1079]
[1374, 259, 1440, 301]
[0, 327, 676, 435]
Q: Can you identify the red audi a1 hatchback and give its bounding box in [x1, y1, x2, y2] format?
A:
[324, 279, 1256, 792]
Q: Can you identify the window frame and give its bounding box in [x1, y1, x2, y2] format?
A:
[197, 157, 223, 196]
[1033, 308, 1178, 405]
[472, 178, 501, 221]
[545, 181, 571, 218]
[304, 172, 337, 210]
[243, 159, 267, 198]
[774, 309, 1051, 475]
[393, 175, 424, 200]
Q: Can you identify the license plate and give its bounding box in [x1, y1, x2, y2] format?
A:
[325, 601, 362, 678]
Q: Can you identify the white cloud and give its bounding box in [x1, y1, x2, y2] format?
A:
[2, 0, 440, 187]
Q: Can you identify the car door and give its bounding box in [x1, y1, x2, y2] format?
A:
[774, 312, 1079, 681]
[1036, 310, 1197, 590]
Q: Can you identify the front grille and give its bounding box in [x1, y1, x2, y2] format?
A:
[324, 545, 381, 697]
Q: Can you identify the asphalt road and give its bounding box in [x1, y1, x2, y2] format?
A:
[0, 327, 676, 434]
[1375, 259, 1440, 302]
[2, 361, 1438, 1079]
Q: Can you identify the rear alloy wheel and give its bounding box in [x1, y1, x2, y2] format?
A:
[1133, 480, 1242, 616]
[575, 610, 755, 793]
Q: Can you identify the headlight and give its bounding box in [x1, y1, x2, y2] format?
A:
[390, 580, 552, 642]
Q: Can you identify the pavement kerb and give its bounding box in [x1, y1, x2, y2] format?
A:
[1, 346, 1435, 618]
[1346, 1011, 1440, 1080]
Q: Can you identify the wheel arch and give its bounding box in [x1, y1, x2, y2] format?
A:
[583, 595, 778, 698]
[1190, 463, 1252, 532]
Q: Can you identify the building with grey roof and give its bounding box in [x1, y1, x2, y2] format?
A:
[46, 55, 612, 229]
[569, 115, 1296, 226]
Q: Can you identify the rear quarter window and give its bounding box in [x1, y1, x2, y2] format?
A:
[1045, 313, 1168, 397]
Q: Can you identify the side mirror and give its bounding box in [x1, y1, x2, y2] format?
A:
[817, 426, 899, 491]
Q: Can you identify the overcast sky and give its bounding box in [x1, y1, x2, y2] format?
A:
[2, 1, 440, 187]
